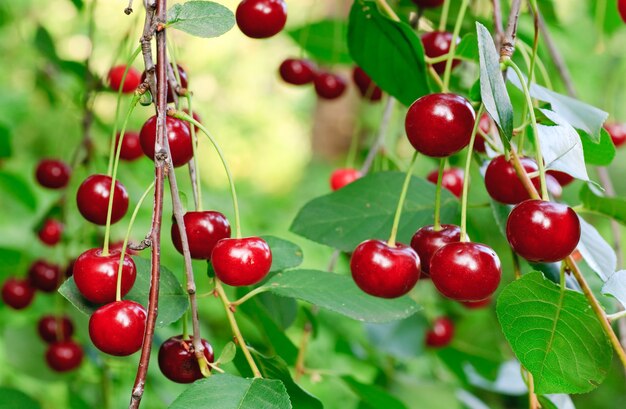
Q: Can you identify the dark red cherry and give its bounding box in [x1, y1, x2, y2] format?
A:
[604, 123, 626, 147]
[350, 240, 420, 298]
[158, 335, 215, 383]
[352, 67, 383, 101]
[425, 317, 454, 347]
[89, 300, 147, 356]
[35, 159, 71, 189]
[45, 340, 83, 372]
[474, 113, 492, 153]
[171, 211, 231, 260]
[410, 224, 461, 275]
[73, 248, 137, 304]
[506, 200, 581, 263]
[108, 65, 141, 94]
[76, 174, 129, 225]
[38, 219, 63, 246]
[405, 93, 476, 157]
[429, 242, 501, 301]
[330, 168, 362, 191]
[28, 260, 62, 293]
[620, 0, 626, 23]
[116, 131, 144, 161]
[421, 31, 460, 74]
[314, 72, 347, 100]
[1, 278, 35, 309]
[412, 0, 444, 8]
[139, 116, 193, 168]
[211, 237, 272, 286]
[141, 64, 188, 103]
[426, 168, 464, 198]
[38, 315, 74, 343]
[236, 0, 287, 39]
[279, 58, 316, 85]
[461, 297, 491, 309]
[546, 170, 574, 187]
[484, 155, 540, 204]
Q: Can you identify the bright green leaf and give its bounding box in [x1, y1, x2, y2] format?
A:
[579, 183, 626, 225]
[0, 171, 37, 211]
[167, 1, 235, 38]
[287, 20, 352, 64]
[216, 342, 236, 365]
[0, 387, 41, 409]
[342, 376, 408, 409]
[580, 128, 615, 166]
[455, 33, 478, 61]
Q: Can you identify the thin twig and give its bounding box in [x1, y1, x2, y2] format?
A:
[500, 0, 522, 60]
[492, 0, 504, 50]
[294, 322, 313, 381]
[360, 97, 396, 175]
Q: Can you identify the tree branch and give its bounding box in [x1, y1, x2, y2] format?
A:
[500, 0, 522, 60]
[492, 0, 504, 50]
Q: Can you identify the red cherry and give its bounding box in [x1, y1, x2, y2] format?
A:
[426, 168, 464, 198]
[412, 0, 444, 8]
[158, 335, 215, 383]
[236, 0, 287, 39]
[211, 237, 272, 286]
[314, 72, 347, 100]
[108, 65, 141, 94]
[38, 219, 63, 246]
[350, 240, 421, 298]
[76, 174, 129, 225]
[546, 170, 574, 187]
[405, 93, 476, 157]
[352, 67, 383, 101]
[330, 168, 362, 191]
[89, 300, 147, 356]
[279, 58, 316, 85]
[474, 113, 492, 153]
[410, 224, 461, 274]
[35, 159, 71, 189]
[38, 315, 74, 343]
[506, 200, 581, 263]
[461, 297, 491, 309]
[139, 116, 193, 168]
[619, 0, 626, 24]
[429, 242, 501, 301]
[425, 317, 454, 347]
[484, 155, 540, 204]
[1, 278, 36, 309]
[421, 31, 460, 74]
[141, 64, 188, 103]
[171, 211, 231, 260]
[45, 340, 83, 372]
[545, 174, 563, 198]
[604, 123, 626, 147]
[110, 240, 139, 255]
[116, 131, 144, 161]
[28, 260, 62, 293]
[73, 248, 137, 304]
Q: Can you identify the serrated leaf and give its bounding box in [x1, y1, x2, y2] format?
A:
[496, 271, 611, 394]
[216, 342, 236, 365]
[0, 387, 41, 409]
[580, 128, 615, 166]
[167, 1, 235, 38]
[602, 270, 626, 310]
[576, 216, 616, 281]
[342, 376, 408, 409]
[579, 183, 626, 225]
[287, 20, 352, 64]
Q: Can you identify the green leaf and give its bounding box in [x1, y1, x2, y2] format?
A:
[537, 394, 575, 409]
[34, 25, 59, 63]
[455, 33, 478, 61]
[290, 171, 458, 252]
[347, 1, 430, 106]
[0, 171, 37, 211]
[365, 314, 428, 358]
[603, 270, 626, 310]
[0, 387, 41, 409]
[68, 0, 84, 10]
[0, 123, 12, 158]
[342, 376, 408, 409]
[496, 271, 612, 394]
[287, 20, 352, 65]
[577, 216, 616, 281]
[262, 235, 303, 273]
[263, 269, 420, 323]
[476, 23, 514, 143]
[167, 1, 235, 38]
[580, 128, 615, 166]
[580, 183, 626, 225]
[216, 342, 236, 365]
[168, 374, 291, 409]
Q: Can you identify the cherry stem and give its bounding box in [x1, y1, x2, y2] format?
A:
[294, 321, 313, 381]
[230, 286, 270, 308]
[438, 0, 450, 31]
[608, 310, 626, 322]
[441, 0, 469, 92]
[432, 158, 446, 231]
[186, 95, 203, 211]
[360, 97, 396, 175]
[374, 0, 400, 21]
[459, 104, 484, 242]
[387, 151, 419, 248]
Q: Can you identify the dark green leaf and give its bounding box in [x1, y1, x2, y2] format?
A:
[342, 376, 408, 409]
[0, 171, 37, 211]
[256, 292, 297, 330]
[167, 1, 235, 38]
[287, 20, 352, 65]
[580, 183, 626, 225]
[68, 0, 84, 10]
[0, 123, 12, 158]
[34, 25, 59, 63]
[0, 387, 41, 409]
[580, 128, 615, 166]
[262, 235, 303, 273]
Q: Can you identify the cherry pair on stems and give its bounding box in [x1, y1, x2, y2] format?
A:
[279, 59, 349, 100]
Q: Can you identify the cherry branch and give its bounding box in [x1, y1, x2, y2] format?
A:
[500, 0, 522, 59]
[492, 0, 504, 50]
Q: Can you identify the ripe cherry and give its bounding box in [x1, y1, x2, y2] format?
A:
[425, 317, 454, 347]
[426, 168, 463, 198]
[352, 67, 383, 101]
[429, 242, 501, 301]
[139, 116, 193, 168]
[604, 123, 626, 147]
[171, 211, 231, 260]
[330, 168, 362, 191]
[410, 224, 461, 275]
[412, 0, 444, 8]
[108, 65, 141, 94]
[35, 159, 71, 189]
[45, 340, 84, 372]
[116, 131, 144, 161]
[421, 31, 460, 74]
[506, 200, 580, 263]
[546, 170, 574, 187]
[158, 335, 215, 383]
[484, 155, 540, 204]
[314, 72, 347, 100]
[279, 58, 316, 85]
[89, 300, 147, 356]
[1, 278, 36, 310]
[38, 219, 63, 246]
[76, 174, 129, 225]
[350, 240, 420, 298]
[461, 298, 491, 309]
[405, 93, 475, 157]
[73, 248, 137, 304]
[236, 0, 287, 39]
[211, 237, 272, 286]
[141, 64, 188, 103]
[28, 260, 62, 293]
[38, 315, 74, 343]
[620, 0, 626, 24]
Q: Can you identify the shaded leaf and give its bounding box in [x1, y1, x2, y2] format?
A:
[0, 387, 41, 409]
[262, 235, 303, 273]
[216, 342, 236, 365]
[167, 1, 235, 38]
[0, 171, 37, 211]
[342, 376, 408, 409]
[579, 183, 626, 225]
[455, 33, 478, 61]
[34, 25, 59, 63]
[602, 270, 626, 310]
[577, 216, 616, 281]
[0, 123, 12, 158]
[287, 20, 352, 64]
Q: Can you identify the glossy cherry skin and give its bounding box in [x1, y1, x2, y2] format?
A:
[484, 155, 540, 204]
[158, 335, 215, 383]
[279, 59, 316, 85]
[405, 93, 476, 157]
[425, 317, 454, 347]
[212, 237, 272, 286]
[604, 123, 626, 147]
[1, 278, 36, 309]
[38, 315, 74, 343]
[330, 168, 362, 191]
[76, 174, 129, 225]
[426, 168, 463, 198]
[350, 240, 421, 298]
[108, 65, 141, 94]
[141, 64, 188, 103]
[620, 0, 626, 24]
[28, 260, 62, 293]
[421, 31, 460, 74]
[412, 0, 444, 7]
[506, 200, 581, 263]
[171, 211, 231, 260]
[546, 170, 574, 187]
[314, 72, 347, 100]
[38, 219, 63, 246]
[73, 248, 137, 304]
[410, 224, 461, 275]
[35, 159, 71, 189]
[139, 116, 193, 168]
[352, 67, 383, 101]
[45, 340, 84, 372]
[236, 0, 287, 39]
[429, 242, 501, 301]
[474, 113, 492, 153]
[116, 131, 144, 161]
[461, 297, 491, 309]
[89, 300, 147, 356]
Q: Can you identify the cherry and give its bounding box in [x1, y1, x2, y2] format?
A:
[77, 174, 129, 225]
[141, 64, 188, 103]
[45, 340, 83, 372]
[484, 155, 540, 204]
[546, 170, 574, 187]
[426, 168, 463, 198]
[410, 224, 461, 275]
[73, 248, 137, 304]
[314, 72, 347, 100]
[425, 317, 454, 347]
[1, 278, 35, 309]
[545, 174, 563, 198]
[620, 0, 626, 24]
[110, 240, 139, 255]
[412, 0, 444, 8]
[506, 200, 580, 263]
[139, 116, 193, 168]
[350, 240, 420, 298]
[38, 219, 63, 246]
[330, 168, 362, 191]
[279, 58, 316, 85]
[89, 300, 147, 356]
[429, 242, 501, 301]
[28, 260, 62, 293]
[405, 93, 476, 157]
[474, 113, 492, 153]
[604, 123, 626, 147]
[352, 67, 383, 102]
[38, 315, 74, 343]
[421, 31, 460, 74]
[236, 0, 287, 39]
[35, 159, 71, 189]
[461, 297, 491, 309]
[116, 131, 144, 161]
[171, 211, 231, 260]
[158, 335, 215, 383]
[108, 65, 141, 94]
[211, 237, 272, 286]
